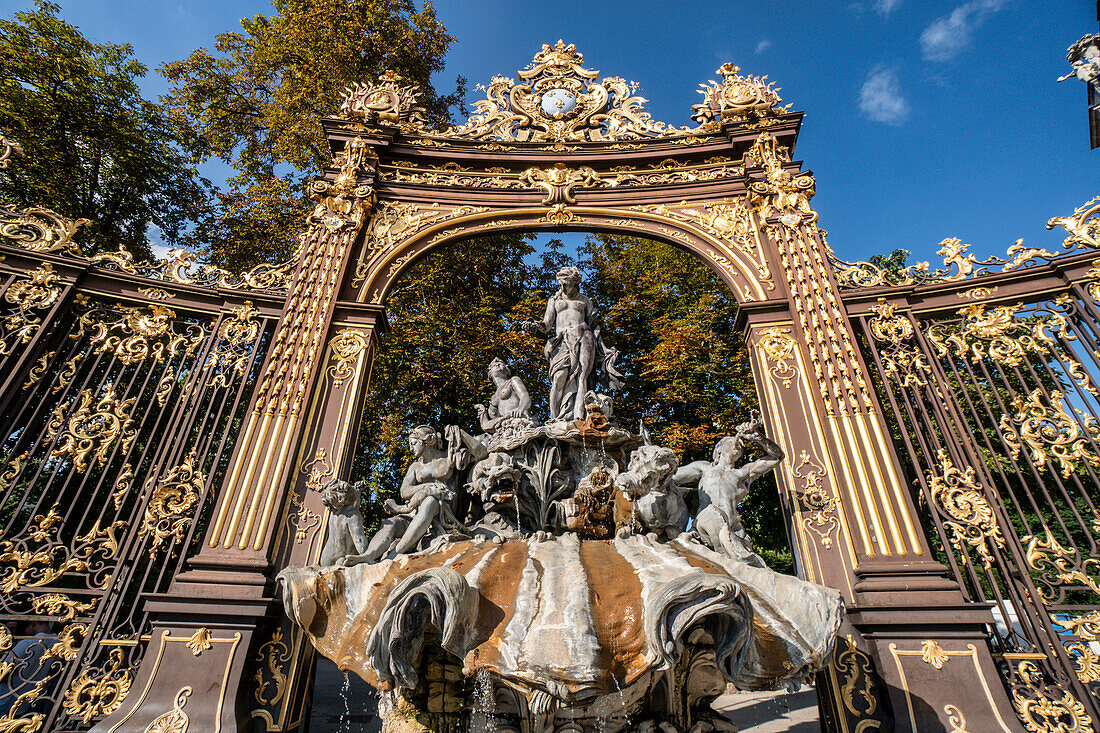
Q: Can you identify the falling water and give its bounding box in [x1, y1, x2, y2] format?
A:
[339, 672, 351, 732]
[469, 668, 497, 733]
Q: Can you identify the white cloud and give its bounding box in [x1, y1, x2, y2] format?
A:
[920, 0, 1006, 61]
[859, 66, 910, 125]
[875, 0, 902, 15]
[755, 39, 772, 55]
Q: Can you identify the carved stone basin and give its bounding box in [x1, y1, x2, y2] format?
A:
[278, 532, 842, 730]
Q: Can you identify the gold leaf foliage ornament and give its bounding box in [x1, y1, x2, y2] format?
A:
[926, 450, 1004, 568]
[5, 263, 62, 311]
[0, 509, 123, 592]
[77, 304, 203, 366]
[944, 704, 970, 733]
[253, 629, 293, 706]
[62, 647, 132, 724]
[1048, 194, 1100, 252]
[185, 628, 211, 656]
[868, 299, 913, 344]
[1022, 530, 1100, 602]
[1012, 660, 1095, 733]
[203, 301, 262, 387]
[138, 450, 205, 557]
[1065, 641, 1100, 684]
[0, 204, 89, 256]
[926, 302, 1069, 367]
[745, 132, 816, 224]
[338, 69, 428, 129]
[31, 593, 97, 621]
[792, 450, 839, 548]
[0, 130, 22, 168]
[999, 389, 1100, 478]
[691, 63, 789, 125]
[756, 326, 797, 387]
[0, 679, 48, 732]
[46, 386, 137, 473]
[143, 686, 191, 733]
[328, 328, 369, 388]
[519, 163, 602, 205]
[833, 635, 878, 719]
[1059, 610, 1100, 641]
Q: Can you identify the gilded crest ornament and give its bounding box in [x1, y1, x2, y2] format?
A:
[1012, 660, 1095, 733]
[185, 627, 212, 656]
[519, 163, 602, 205]
[47, 387, 137, 473]
[757, 326, 797, 387]
[920, 640, 949, 669]
[692, 63, 788, 124]
[440, 40, 696, 143]
[144, 687, 191, 733]
[0, 204, 89, 256]
[328, 328, 370, 388]
[868, 299, 914, 344]
[1000, 389, 1100, 478]
[78, 303, 203, 366]
[339, 69, 428, 128]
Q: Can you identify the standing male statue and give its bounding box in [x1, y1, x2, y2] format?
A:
[524, 266, 623, 420]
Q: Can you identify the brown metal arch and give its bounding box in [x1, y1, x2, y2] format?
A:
[357, 204, 773, 307]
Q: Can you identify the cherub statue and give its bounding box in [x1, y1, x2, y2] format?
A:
[339, 424, 486, 566]
[318, 478, 370, 566]
[475, 358, 532, 433]
[614, 445, 689, 540]
[674, 411, 783, 565]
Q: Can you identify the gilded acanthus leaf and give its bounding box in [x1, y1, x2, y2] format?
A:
[138, 450, 205, 556]
[999, 389, 1100, 478]
[927, 450, 1004, 568]
[46, 387, 137, 473]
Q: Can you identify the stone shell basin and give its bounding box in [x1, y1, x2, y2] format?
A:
[278, 533, 843, 707]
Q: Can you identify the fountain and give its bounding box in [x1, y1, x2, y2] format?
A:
[278, 267, 843, 732]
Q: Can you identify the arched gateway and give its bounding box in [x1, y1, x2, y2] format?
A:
[1, 41, 1098, 733]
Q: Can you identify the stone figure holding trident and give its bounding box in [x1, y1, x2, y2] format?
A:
[523, 266, 624, 420]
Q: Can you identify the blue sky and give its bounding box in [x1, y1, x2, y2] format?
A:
[2, 1, 1097, 265]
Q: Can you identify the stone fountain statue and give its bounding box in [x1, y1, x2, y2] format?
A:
[278, 273, 842, 733]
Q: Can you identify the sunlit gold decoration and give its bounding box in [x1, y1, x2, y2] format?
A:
[185, 628, 212, 656]
[920, 640, 949, 669]
[1059, 611, 1100, 641]
[535, 203, 577, 225]
[0, 624, 11, 682]
[960, 286, 999, 299]
[204, 301, 262, 387]
[87, 243, 294, 293]
[792, 450, 838, 548]
[999, 389, 1100, 478]
[0, 451, 27, 492]
[1065, 641, 1100, 683]
[328, 328, 369, 388]
[42, 623, 86, 664]
[21, 352, 53, 391]
[926, 302, 1069, 367]
[51, 356, 77, 394]
[1048, 195, 1100, 252]
[834, 635, 878, 720]
[62, 647, 132, 724]
[77, 304, 202, 366]
[0, 204, 89, 256]
[882, 348, 932, 389]
[0, 678, 48, 732]
[944, 704, 970, 733]
[143, 686, 192, 733]
[440, 40, 699, 143]
[746, 132, 816, 224]
[339, 69, 428, 129]
[288, 493, 322, 546]
[46, 386, 137, 473]
[1012, 659, 1095, 733]
[110, 464, 136, 510]
[138, 450, 205, 557]
[253, 629, 292, 706]
[691, 63, 788, 124]
[868, 299, 913, 344]
[6, 263, 62, 310]
[31, 593, 97, 621]
[757, 326, 797, 387]
[0, 131, 22, 168]
[519, 163, 602, 205]
[137, 287, 173, 300]
[927, 450, 1004, 568]
[1023, 530, 1100, 601]
[306, 136, 375, 233]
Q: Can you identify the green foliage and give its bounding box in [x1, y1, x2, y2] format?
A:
[352, 233, 794, 573]
[162, 0, 465, 267]
[0, 1, 209, 257]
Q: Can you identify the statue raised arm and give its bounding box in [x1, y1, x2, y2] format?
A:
[522, 266, 622, 421]
[674, 411, 784, 565]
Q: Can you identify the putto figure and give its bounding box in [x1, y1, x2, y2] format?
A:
[675, 411, 784, 565]
[317, 478, 370, 566]
[524, 266, 623, 420]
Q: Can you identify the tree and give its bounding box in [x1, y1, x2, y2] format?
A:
[0, 2, 209, 258]
[162, 0, 465, 268]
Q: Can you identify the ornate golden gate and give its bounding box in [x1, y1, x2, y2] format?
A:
[0, 43, 1095, 732]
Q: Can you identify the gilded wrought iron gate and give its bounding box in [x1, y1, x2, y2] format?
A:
[1, 49, 1099, 733]
[843, 201, 1100, 731]
[0, 195, 286, 731]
